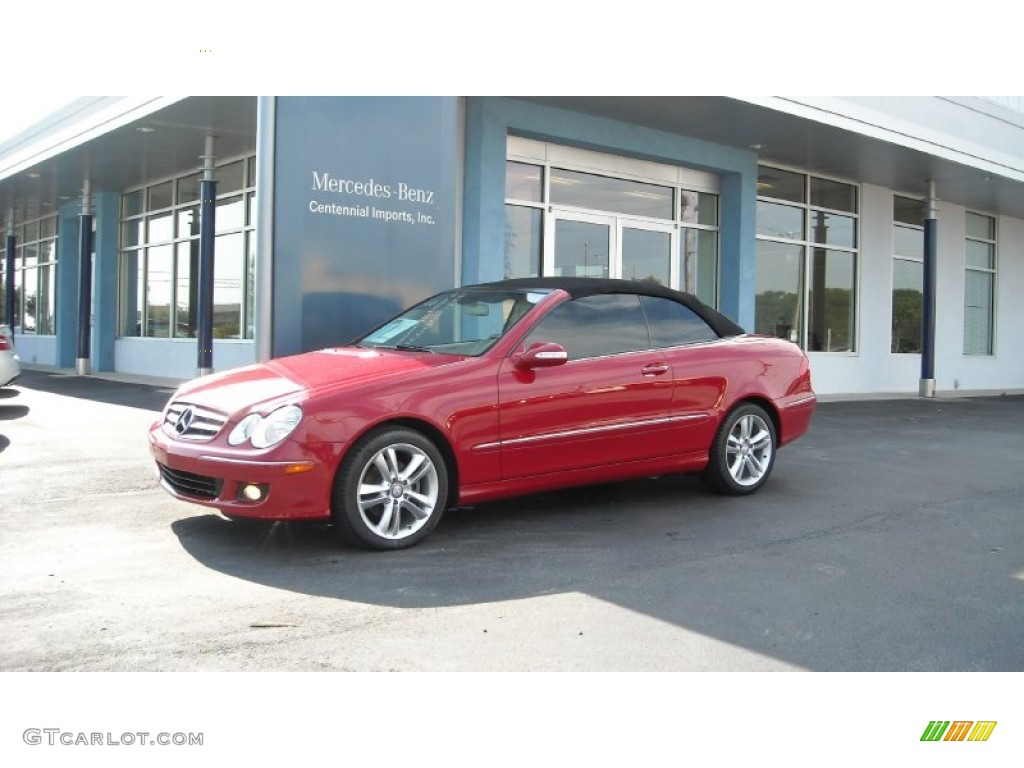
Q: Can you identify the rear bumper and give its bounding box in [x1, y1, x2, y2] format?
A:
[778, 393, 817, 446]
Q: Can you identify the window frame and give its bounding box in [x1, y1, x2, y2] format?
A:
[3, 214, 59, 335]
[755, 164, 860, 354]
[890, 195, 925, 355]
[504, 142, 721, 307]
[118, 154, 257, 341]
[963, 211, 997, 357]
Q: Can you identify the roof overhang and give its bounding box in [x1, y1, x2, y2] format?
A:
[517, 96, 1024, 219]
[0, 96, 257, 223]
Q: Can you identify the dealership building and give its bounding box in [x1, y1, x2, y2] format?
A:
[1, 96, 1022, 396]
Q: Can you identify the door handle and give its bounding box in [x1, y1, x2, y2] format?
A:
[641, 363, 670, 376]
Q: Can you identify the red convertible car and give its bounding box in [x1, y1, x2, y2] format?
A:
[149, 278, 816, 550]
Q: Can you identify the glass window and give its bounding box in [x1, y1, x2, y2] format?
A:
[147, 212, 174, 243]
[37, 262, 55, 335]
[214, 233, 244, 338]
[145, 245, 173, 337]
[963, 270, 994, 355]
[118, 251, 143, 337]
[177, 207, 200, 239]
[807, 248, 856, 352]
[177, 173, 201, 205]
[894, 225, 923, 258]
[550, 168, 673, 220]
[808, 210, 856, 249]
[893, 196, 925, 226]
[687, 229, 718, 306]
[679, 191, 718, 226]
[892, 259, 923, 353]
[524, 294, 649, 360]
[122, 220, 143, 249]
[506, 162, 543, 202]
[245, 231, 256, 340]
[122, 190, 144, 218]
[810, 178, 857, 212]
[5, 219, 57, 336]
[755, 240, 803, 345]
[756, 201, 805, 240]
[175, 241, 198, 338]
[504, 205, 542, 279]
[216, 195, 245, 233]
[963, 212, 996, 356]
[965, 239, 994, 270]
[621, 228, 670, 285]
[757, 167, 858, 353]
[217, 160, 245, 195]
[966, 211, 995, 240]
[640, 295, 717, 347]
[118, 155, 256, 342]
[757, 167, 805, 203]
[147, 181, 174, 211]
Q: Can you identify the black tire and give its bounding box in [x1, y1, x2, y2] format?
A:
[332, 427, 449, 550]
[701, 403, 777, 495]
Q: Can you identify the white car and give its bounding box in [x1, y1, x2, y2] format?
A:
[0, 325, 20, 388]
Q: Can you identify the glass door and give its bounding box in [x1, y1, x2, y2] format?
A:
[546, 213, 613, 278]
[547, 212, 679, 286]
[618, 223, 675, 286]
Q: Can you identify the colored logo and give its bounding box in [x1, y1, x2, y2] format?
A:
[921, 721, 997, 742]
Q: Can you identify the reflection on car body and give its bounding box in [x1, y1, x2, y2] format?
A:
[149, 278, 816, 550]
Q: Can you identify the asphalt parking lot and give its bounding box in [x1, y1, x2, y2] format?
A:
[1, 368, 1022, 671]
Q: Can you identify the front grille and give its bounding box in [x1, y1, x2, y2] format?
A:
[158, 463, 223, 501]
[163, 402, 228, 440]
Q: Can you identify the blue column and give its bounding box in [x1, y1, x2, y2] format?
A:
[76, 206, 93, 375]
[920, 182, 937, 397]
[4, 233, 14, 328]
[196, 146, 217, 374]
[90, 192, 119, 371]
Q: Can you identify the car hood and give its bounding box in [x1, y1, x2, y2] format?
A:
[171, 347, 467, 415]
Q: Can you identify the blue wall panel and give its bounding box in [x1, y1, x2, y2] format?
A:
[271, 97, 458, 357]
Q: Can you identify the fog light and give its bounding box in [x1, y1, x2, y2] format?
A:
[241, 484, 265, 502]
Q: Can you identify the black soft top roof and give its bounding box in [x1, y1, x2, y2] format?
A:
[466, 277, 746, 338]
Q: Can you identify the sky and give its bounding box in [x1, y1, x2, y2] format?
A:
[0, 0, 1019, 146]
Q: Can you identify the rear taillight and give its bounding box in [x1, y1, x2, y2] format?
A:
[0, 337, 10, 351]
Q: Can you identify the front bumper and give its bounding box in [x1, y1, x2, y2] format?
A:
[148, 425, 343, 520]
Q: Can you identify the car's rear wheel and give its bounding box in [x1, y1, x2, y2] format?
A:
[702, 403, 777, 495]
[332, 427, 448, 550]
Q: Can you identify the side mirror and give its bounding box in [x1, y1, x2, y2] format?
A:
[514, 342, 568, 370]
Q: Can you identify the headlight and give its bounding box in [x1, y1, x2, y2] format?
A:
[250, 405, 303, 449]
[228, 413, 263, 446]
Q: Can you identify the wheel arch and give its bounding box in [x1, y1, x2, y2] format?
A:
[338, 417, 460, 508]
[728, 395, 781, 442]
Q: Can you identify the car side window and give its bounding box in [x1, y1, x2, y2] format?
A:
[523, 293, 649, 360]
[640, 295, 719, 348]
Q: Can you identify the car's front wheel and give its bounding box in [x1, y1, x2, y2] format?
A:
[702, 403, 777, 495]
[332, 427, 449, 550]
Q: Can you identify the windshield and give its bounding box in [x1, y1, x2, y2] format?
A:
[356, 289, 550, 356]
